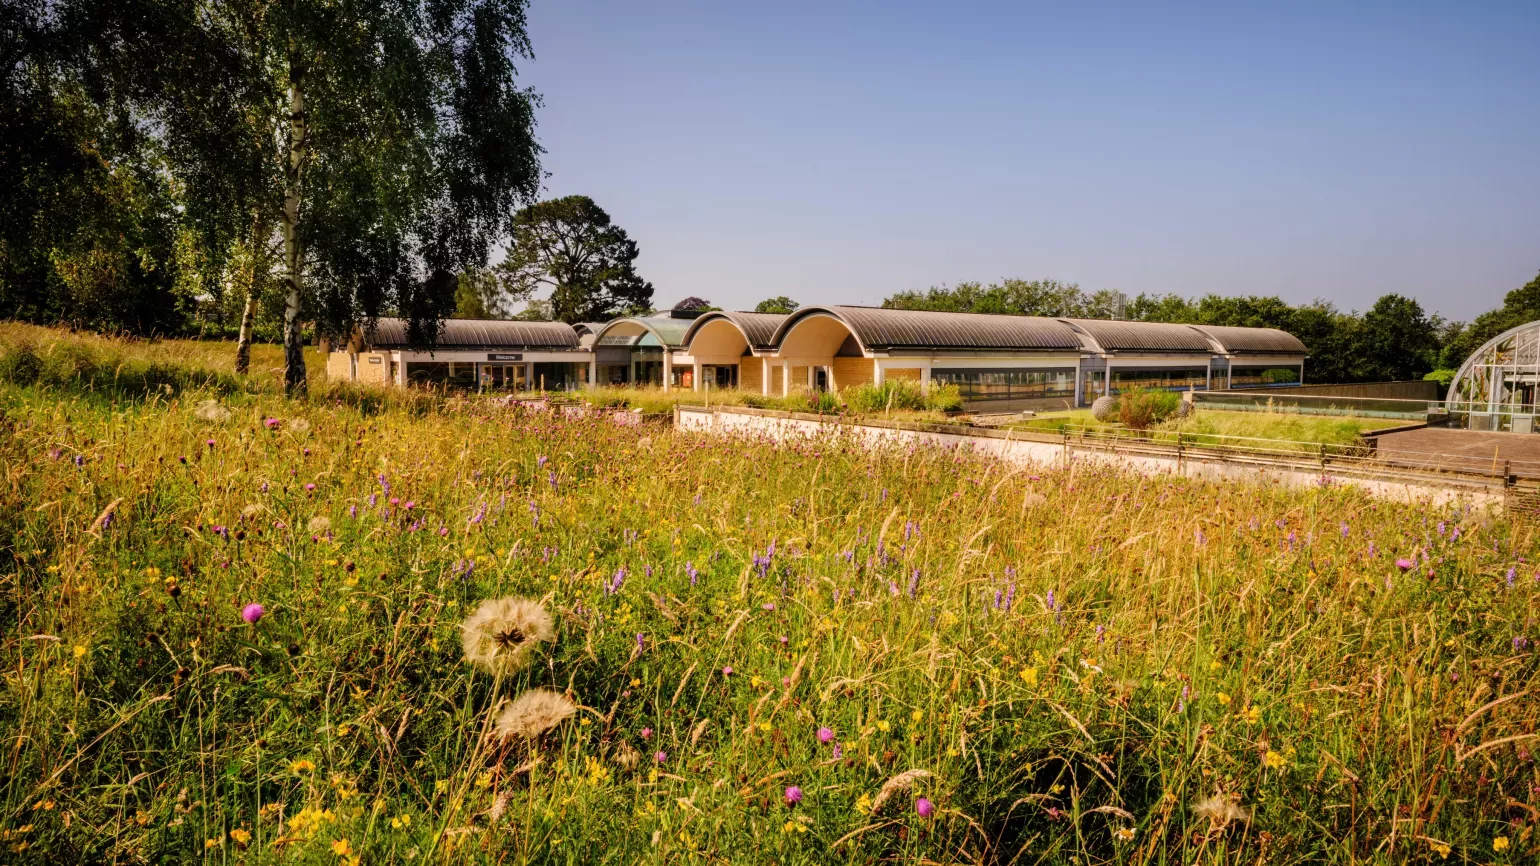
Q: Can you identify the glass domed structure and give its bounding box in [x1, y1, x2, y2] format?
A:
[1446, 321, 1540, 432]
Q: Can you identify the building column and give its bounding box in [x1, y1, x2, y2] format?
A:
[873, 360, 885, 387]
[761, 358, 770, 396]
[692, 360, 703, 392]
[662, 352, 672, 392]
[919, 365, 931, 395]
[588, 358, 597, 389]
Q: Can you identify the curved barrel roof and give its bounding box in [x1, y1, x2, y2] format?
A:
[364, 317, 579, 349]
[1188, 324, 1307, 355]
[770, 306, 1084, 351]
[1060, 319, 1220, 353]
[681, 311, 789, 350]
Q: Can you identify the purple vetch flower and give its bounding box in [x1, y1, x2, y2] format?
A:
[348, 504, 357, 519]
[686, 561, 699, 586]
[817, 727, 834, 744]
[1341, 522, 1350, 538]
[241, 603, 264, 623]
[1514, 636, 1531, 651]
[1046, 588, 1058, 612]
[537, 454, 548, 469]
[993, 589, 1003, 609]
[548, 470, 558, 491]
[1096, 624, 1106, 643]
[1002, 581, 1015, 612]
[784, 786, 803, 804]
[1178, 684, 1189, 713]
[1437, 521, 1446, 535]
[908, 568, 920, 598]
[636, 633, 646, 652]
[469, 504, 485, 525]
[916, 797, 934, 818]
[1507, 567, 1516, 588]
[377, 473, 390, 496]
[831, 743, 843, 759]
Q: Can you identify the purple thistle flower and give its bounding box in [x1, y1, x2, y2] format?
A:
[1395, 558, 1414, 571]
[654, 750, 667, 764]
[241, 603, 264, 623]
[784, 786, 802, 804]
[916, 797, 934, 818]
[817, 727, 834, 744]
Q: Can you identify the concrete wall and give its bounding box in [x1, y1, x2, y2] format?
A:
[676, 405, 1503, 510]
[1238, 380, 1440, 400]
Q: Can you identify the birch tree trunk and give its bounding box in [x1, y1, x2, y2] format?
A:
[233, 210, 264, 375]
[280, 62, 309, 396]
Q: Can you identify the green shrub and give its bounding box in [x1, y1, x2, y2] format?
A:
[843, 379, 926, 414]
[924, 382, 963, 414]
[0, 344, 43, 386]
[1116, 387, 1182, 429]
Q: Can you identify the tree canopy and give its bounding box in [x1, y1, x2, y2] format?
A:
[754, 296, 799, 314]
[495, 196, 654, 324]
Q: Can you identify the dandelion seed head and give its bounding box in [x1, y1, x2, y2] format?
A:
[494, 688, 577, 740]
[461, 596, 555, 676]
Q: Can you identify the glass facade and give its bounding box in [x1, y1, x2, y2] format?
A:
[1447, 321, 1540, 432]
[1229, 365, 1302, 389]
[1110, 367, 1208, 393]
[931, 368, 1076, 405]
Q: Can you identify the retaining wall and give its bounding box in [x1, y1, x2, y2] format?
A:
[675, 405, 1503, 510]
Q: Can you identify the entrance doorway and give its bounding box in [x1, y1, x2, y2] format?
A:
[481, 364, 528, 391]
[813, 368, 829, 392]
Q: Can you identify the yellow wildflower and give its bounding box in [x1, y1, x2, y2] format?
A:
[331, 838, 353, 856]
[876, 720, 891, 733]
[1242, 705, 1261, 724]
[855, 794, 872, 814]
[390, 814, 412, 829]
[1493, 836, 1510, 852]
[1263, 750, 1287, 770]
[228, 828, 251, 848]
[1428, 840, 1451, 859]
[73, 645, 87, 658]
[1020, 666, 1039, 686]
[910, 709, 924, 723]
[1216, 692, 1232, 706]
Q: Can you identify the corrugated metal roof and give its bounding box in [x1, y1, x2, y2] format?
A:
[1059, 319, 1219, 353]
[363, 317, 580, 349]
[772, 306, 1084, 351]
[1188, 324, 1308, 355]
[592, 316, 693, 348]
[682, 311, 789, 350]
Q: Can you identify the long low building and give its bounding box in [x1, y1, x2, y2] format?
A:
[326, 307, 1307, 410]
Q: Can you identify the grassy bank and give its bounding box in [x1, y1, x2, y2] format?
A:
[0, 332, 1536, 864]
[1016, 408, 1389, 451]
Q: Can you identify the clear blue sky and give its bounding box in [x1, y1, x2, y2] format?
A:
[516, 1, 1540, 321]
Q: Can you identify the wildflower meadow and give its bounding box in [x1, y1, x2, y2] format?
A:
[1, 336, 1537, 864]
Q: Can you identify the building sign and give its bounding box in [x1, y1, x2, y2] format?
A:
[487, 353, 524, 361]
[367, 356, 382, 364]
